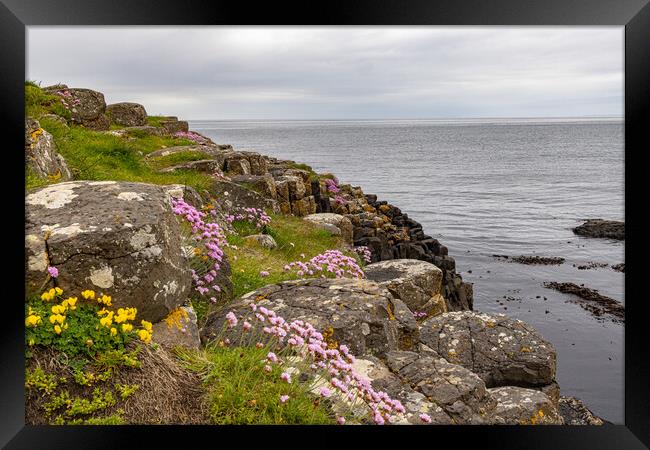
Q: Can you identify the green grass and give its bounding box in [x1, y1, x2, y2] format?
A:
[146, 115, 168, 127]
[28, 116, 213, 192]
[226, 214, 358, 298]
[147, 150, 214, 171]
[176, 346, 334, 425]
[25, 82, 71, 120]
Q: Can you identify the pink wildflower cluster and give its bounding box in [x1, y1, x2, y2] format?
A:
[283, 250, 364, 279]
[354, 246, 372, 264]
[412, 311, 428, 319]
[226, 207, 271, 229]
[55, 90, 81, 109]
[324, 178, 341, 194]
[334, 195, 348, 206]
[171, 197, 226, 299]
[224, 304, 406, 424]
[172, 131, 211, 145]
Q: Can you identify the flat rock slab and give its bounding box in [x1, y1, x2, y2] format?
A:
[489, 386, 563, 425]
[243, 233, 278, 249]
[543, 282, 624, 324]
[201, 278, 418, 358]
[364, 259, 446, 317]
[384, 350, 496, 424]
[210, 179, 279, 214]
[26, 181, 192, 322]
[573, 219, 624, 240]
[419, 311, 556, 387]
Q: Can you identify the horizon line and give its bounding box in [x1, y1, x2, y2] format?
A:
[184, 115, 624, 122]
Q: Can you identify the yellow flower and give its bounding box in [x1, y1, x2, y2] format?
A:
[97, 308, 110, 316]
[48, 314, 65, 325]
[55, 287, 63, 295]
[121, 323, 133, 333]
[51, 305, 66, 315]
[54, 325, 62, 334]
[25, 315, 41, 327]
[41, 291, 52, 301]
[141, 320, 153, 332]
[81, 290, 95, 300]
[137, 329, 152, 344]
[62, 297, 77, 310]
[99, 316, 113, 327]
[110, 327, 117, 336]
[28, 338, 35, 346]
[99, 294, 112, 306]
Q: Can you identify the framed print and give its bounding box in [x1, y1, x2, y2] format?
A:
[1, 0, 647, 447]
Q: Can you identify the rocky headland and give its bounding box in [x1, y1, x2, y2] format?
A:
[24, 82, 603, 425]
[573, 219, 625, 241]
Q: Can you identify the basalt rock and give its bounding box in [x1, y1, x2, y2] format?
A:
[25, 118, 72, 181]
[489, 386, 563, 425]
[573, 219, 624, 240]
[49, 87, 109, 131]
[201, 278, 419, 359]
[151, 305, 201, 349]
[25, 181, 192, 322]
[558, 396, 604, 425]
[384, 350, 497, 424]
[209, 179, 279, 214]
[230, 174, 277, 200]
[364, 259, 447, 318]
[419, 311, 557, 387]
[160, 117, 190, 134]
[106, 102, 148, 127]
[243, 233, 278, 249]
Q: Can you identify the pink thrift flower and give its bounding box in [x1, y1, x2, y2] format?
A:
[47, 266, 58, 278]
[267, 352, 278, 363]
[225, 311, 238, 328]
[419, 413, 432, 423]
[280, 372, 292, 383]
[280, 395, 290, 404]
[319, 387, 332, 398]
[264, 365, 272, 373]
[259, 270, 270, 277]
[337, 417, 346, 425]
[243, 321, 252, 331]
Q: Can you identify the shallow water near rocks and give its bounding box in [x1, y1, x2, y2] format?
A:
[193, 117, 624, 423]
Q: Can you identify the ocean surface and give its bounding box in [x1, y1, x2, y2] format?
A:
[192, 118, 625, 423]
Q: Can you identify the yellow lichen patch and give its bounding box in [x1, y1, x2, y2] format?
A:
[520, 346, 532, 353]
[322, 326, 338, 349]
[164, 307, 188, 330]
[386, 301, 396, 321]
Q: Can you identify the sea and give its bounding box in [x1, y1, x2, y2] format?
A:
[191, 117, 625, 423]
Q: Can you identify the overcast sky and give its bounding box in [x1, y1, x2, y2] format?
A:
[27, 27, 623, 120]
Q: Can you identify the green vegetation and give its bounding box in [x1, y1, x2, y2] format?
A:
[29, 116, 212, 191]
[25, 81, 72, 120]
[177, 346, 334, 425]
[147, 150, 214, 171]
[146, 115, 168, 127]
[227, 213, 354, 298]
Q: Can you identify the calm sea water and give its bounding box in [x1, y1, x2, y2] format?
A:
[192, 118, 625, 423]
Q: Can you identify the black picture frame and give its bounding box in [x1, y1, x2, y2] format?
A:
[1, 0, 647, 448]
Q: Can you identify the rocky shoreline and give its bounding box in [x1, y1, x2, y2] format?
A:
[25, 84, 604, 425]
[573, 219, 624, 240]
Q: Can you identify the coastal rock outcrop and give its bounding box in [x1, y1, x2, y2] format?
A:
[26, 181, 192, 322]
[489, 386, 563, 424]
[573, 219, 624, 240]
[558, 396, 604, 425]
[47, 87, 110, 130]
[210, 179, 280, 214]
[25, 118, 72, 181]
[201, 278, 419, 358]
[106, 102, 148, 127]
[364, 259, 447, 317]
[418, 311, 557, 387]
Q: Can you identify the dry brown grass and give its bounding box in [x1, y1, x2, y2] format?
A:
[26, 344, 210, 425]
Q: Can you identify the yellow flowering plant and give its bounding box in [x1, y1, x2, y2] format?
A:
[26, 287, 154, 357]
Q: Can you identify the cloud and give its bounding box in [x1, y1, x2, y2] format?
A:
[27, 26, 623, 119]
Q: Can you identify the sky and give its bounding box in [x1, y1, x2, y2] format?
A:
[27, 27, 623, 120]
